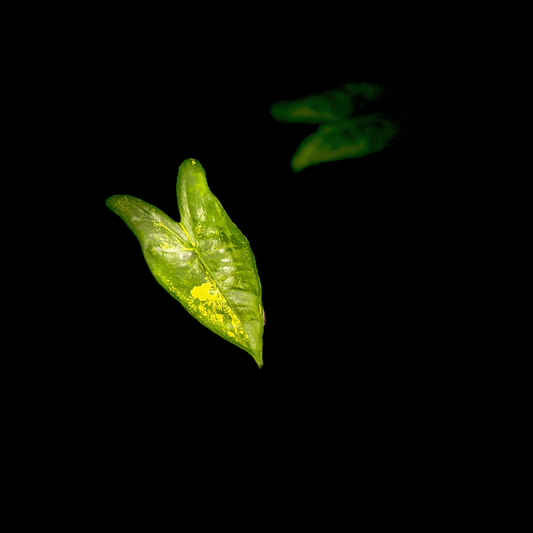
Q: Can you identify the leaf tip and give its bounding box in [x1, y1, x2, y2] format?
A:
[254, 350, 264, 369]
[105, 195, 123, 209]
[105, 195, 116, 211]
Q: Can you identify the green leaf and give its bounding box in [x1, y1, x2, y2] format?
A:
[270, 82, 403, 172]
[106, 158, 264, 368]
[290, 116, 397, 172]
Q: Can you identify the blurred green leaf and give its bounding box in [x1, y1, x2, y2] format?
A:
[270, 82, 402, 172]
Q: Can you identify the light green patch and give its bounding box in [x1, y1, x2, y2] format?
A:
[191, 282, 214, 301]
[190, 281, 248, 343]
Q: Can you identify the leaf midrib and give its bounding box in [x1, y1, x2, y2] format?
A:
[155, 217, 250, 346]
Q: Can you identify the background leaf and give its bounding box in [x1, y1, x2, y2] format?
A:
[270, 82, 410, 172]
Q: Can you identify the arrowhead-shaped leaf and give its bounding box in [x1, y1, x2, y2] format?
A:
[106, 159, 264, 368]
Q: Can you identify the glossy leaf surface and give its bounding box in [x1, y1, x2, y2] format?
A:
[106, 159, 264, 367]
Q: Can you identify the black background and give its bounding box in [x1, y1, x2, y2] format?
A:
[83, 75, 432, 409]
[10, 24, 473, 512]
[21, 70, 459, 495]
